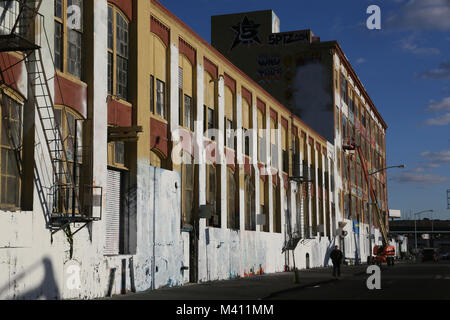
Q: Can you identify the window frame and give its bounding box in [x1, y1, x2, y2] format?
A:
[54, 0, 84, 79]
[0, 92, 23, 210]
[107, 4, 130, 101]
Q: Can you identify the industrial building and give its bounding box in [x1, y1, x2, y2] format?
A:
[0, 0, 387, 299]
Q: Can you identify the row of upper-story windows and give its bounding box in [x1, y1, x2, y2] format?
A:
[55, 2, 130, 101]
[335, 68, 385, 150]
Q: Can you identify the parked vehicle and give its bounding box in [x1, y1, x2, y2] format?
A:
[439, 252, 450, 260]
[420, 248, 439, 262]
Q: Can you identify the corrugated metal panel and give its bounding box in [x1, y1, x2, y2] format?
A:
[105, 170, 121, 256]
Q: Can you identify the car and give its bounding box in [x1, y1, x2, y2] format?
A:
[439, 252, 450, 260]
[419, 248, 439, 262]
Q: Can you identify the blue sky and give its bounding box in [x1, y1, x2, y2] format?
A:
[159, 0, 450, 220]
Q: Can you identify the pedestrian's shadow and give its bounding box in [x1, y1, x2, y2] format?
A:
[0, 257, 60, 300]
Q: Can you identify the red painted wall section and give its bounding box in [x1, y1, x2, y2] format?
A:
[151, 16, 170, 47]
[204, 57, 218, 79]
[244, 157, 251, 175]
[150, 118, 169, 158]
[272, 173, 278, 186]
[281, 117, 288, 130]
[224, 73, 236, 94]
[108, 0, 132, 21]
[0, 53, 27, 98]
[203, 140, 217, 165]
[270, 108, 277, 122]
[225, 148, 235, 171]
[179, 38, 196, 66]
[258, 163, 266, 182]
[257, 98, 266, 114]
[108, 99, 132, 127]
[241, 86, 252, 105]
[54, 74, 87, 119]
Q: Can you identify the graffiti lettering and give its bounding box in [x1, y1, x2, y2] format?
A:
[268, 32, 309, 46]
[257, 55, 281, 67]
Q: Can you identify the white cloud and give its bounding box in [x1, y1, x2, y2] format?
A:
[388, 0, 450, 31]
[421, 149, 450, 164]
[427, 97, 450, 112]
[425, 113, 450, 126]
[420, 61, 450, 79]
[399, 35, 440, 55]
[392, 172, 448, 184]
[356, 58, 366, 65]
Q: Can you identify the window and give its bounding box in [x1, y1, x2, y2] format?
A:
[206, 164, 219, 227]
[270, 118, 277, 169]
[292, 133, 300, 177]
[281, 125, 288, 173]
[108, 5, 129, 100]
[224, 87, 235, 149]
[340, 73, 347, 104]
[205, 107, 215, 139]
[150, 75, 154, 113]
[335, 106, 340, 134]
[273, 183, 281, 233]
[54, 0, 83, 78]
[54, 106, 84, 213]
[182, 158, 194, 225]
[334, 69, 339, 90]
[244, 173, 255, 231]
[260, 178, 268, 232]
[204, 72, 216, 137]
[156, 79, 166, 119]
[179, 58, 194, 131]
[348, 90, 354, 114]
[227, 168, 238, 230]
[184, 95, 193, 131]
[242, 99, 251, 157]
[257, 109, 265, 163]
[225, 118, 233, 148]
[0, 93, 23, 209]
[114, 142, 125, 166]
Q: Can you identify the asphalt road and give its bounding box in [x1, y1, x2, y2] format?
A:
[267, 260, 450, 300]
[110, 260, 450, 300]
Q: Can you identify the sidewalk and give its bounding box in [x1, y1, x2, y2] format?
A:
[108, 264, 369, 300]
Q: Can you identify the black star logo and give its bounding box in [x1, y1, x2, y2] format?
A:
[230, 16, 261, 51]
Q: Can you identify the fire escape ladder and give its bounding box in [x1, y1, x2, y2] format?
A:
[25, 48, 82, 220]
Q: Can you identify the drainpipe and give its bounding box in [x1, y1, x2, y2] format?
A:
[152, 166, 156, 290]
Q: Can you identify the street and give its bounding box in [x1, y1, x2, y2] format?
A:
[109, 261, 450, 300]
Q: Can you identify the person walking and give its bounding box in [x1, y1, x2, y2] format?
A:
[330, 245, 343, 278]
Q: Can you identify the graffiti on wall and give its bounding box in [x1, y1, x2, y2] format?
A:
[230, 16, 262, 51]
[256, 55, 282, 84]
[268, 31, 310, 46]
